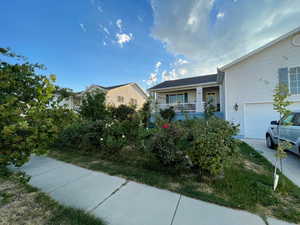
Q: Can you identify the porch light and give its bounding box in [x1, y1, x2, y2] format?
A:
[234, 103, 239, 111]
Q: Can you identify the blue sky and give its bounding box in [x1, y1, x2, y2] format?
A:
[1, 0, 300, 91]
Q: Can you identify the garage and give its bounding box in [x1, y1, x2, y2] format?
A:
[244, 103, 279, 139]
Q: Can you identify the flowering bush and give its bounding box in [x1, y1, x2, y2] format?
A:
[146, 117, 239, 177]
[147, 123, 190, 172]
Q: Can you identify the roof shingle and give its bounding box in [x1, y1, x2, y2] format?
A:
[149, 74, 218, 90]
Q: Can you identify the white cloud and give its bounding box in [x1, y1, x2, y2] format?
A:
[216, 12, 225, 19]
[79, 23, 87, 32]
[146, 72, 158, 85]
[151, 0, 300, 75]
[103, 41, 107, 46]
[155, 61, 162, 69]
[162, 69, 178, 81]
[103, 27, 110, 35]
[116, 33, 133, 47]
[116, 19, 123, 31]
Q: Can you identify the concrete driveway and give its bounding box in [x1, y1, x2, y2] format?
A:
[244, 138, 300, 187]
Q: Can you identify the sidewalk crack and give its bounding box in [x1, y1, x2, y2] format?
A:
[88, 180, 129, 212]
[170, 194, 182, 225]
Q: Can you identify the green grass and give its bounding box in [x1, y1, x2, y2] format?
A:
[0, 168, 107, 225]
[48, 142, 300, 223]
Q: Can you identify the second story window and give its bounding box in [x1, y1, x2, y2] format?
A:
[130, 98, 137, 105]
[117, 96, 124, 103]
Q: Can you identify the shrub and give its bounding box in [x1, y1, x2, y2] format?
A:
[56, 120, 105, 153]
[147, 123, 190, 172]
[109, 104, 136, 121]
[159, 107, 175, 122]
[79, 90, 108, 121]
[186, 117, 239, 177]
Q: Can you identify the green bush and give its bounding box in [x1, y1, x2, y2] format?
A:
[186, 117, 239, 177]
[147, 123, 190, 172]
[146, 117, 238, 177]
[109, 104, 136, 121]
[56, 120, 105, 153]
[159, 107, 175, 122]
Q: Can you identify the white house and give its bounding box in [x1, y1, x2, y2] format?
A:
[149, 26, 300, 139]
[221, 26, 300, 139]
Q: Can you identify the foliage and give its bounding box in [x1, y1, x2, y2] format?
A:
[147, 117, 239, 177]
[139, 99, 151, 127]
[186, 117, 239, 177]
[109, 104, 136, 121]
[79, 90, 107, 121]
[54, 86, 75, 103]
[0, 48, 58, 168]
[273, 84, 292, 176]
[159, 107, 175, 122]
[147, 123, 190, 172]
[204, 99, 216, 119]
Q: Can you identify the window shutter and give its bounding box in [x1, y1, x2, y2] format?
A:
[278, 67, 289, 87]
[184, 93, 188, 103]
[166, 94, 169, 104]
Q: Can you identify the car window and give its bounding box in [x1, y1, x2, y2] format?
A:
[293, 113, 300, 126]
[281, 114, 294, 125]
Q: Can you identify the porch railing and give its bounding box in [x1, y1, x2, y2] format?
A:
[156, 102, 196, 112]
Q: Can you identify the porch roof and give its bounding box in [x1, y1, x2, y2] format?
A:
[148, 74, 219, 91]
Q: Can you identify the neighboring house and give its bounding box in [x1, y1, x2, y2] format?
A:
[149, 26, 300, 139]
[148, 72, 225, 120]
[61, 83, 147, 110]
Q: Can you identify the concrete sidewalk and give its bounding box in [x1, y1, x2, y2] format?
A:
[13, 156, 294, 225]
[244, 138, 300, 187]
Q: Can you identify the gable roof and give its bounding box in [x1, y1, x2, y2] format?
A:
[101, 83, 131, 90]
[79, 83, 148, 98]
[148, 74, 219, 90]
[220, 26, 300, 71]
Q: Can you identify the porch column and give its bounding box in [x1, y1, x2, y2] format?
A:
[196, 87, 204, 112]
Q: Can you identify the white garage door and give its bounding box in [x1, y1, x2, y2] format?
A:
[244, 103, 279, 139]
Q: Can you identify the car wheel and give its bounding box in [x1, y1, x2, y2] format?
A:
[266, 135, 275, 149]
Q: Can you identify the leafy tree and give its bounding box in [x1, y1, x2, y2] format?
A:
[109, 104, 136, 121]
[273, 83, 292, 190]
[0, 48, 58, 168]
[79, 90, 107, 121]
[139, 99, 151, 127]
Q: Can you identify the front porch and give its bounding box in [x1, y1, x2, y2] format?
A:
[152, 85, 223, 114]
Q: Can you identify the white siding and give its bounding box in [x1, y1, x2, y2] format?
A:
[224, 32, 300, 138]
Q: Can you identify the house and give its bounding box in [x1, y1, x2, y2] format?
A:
[149, 26, 300, 139]
[148, 71, 225, 120]
[221, 26, 300, 139]
[61, 83, 147, 110]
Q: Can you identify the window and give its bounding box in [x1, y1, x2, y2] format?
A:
[289, 67, 300, 95]
[293, 113, 300, 126]
[130, 98, 137, 105]
[166, 93, 188, 104]
[117, 96, 124, 103]
[281, 114, 294, 125]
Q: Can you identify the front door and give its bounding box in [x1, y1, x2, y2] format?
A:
[205, 92, 217, 106]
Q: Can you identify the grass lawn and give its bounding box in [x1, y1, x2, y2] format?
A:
[49, 142, 300, 224]
[0, 170, 107, 225]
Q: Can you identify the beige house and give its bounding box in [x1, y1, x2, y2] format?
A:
[61, 83, 147, 110]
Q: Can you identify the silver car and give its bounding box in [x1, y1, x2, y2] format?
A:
[266, 111, 300, 155]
